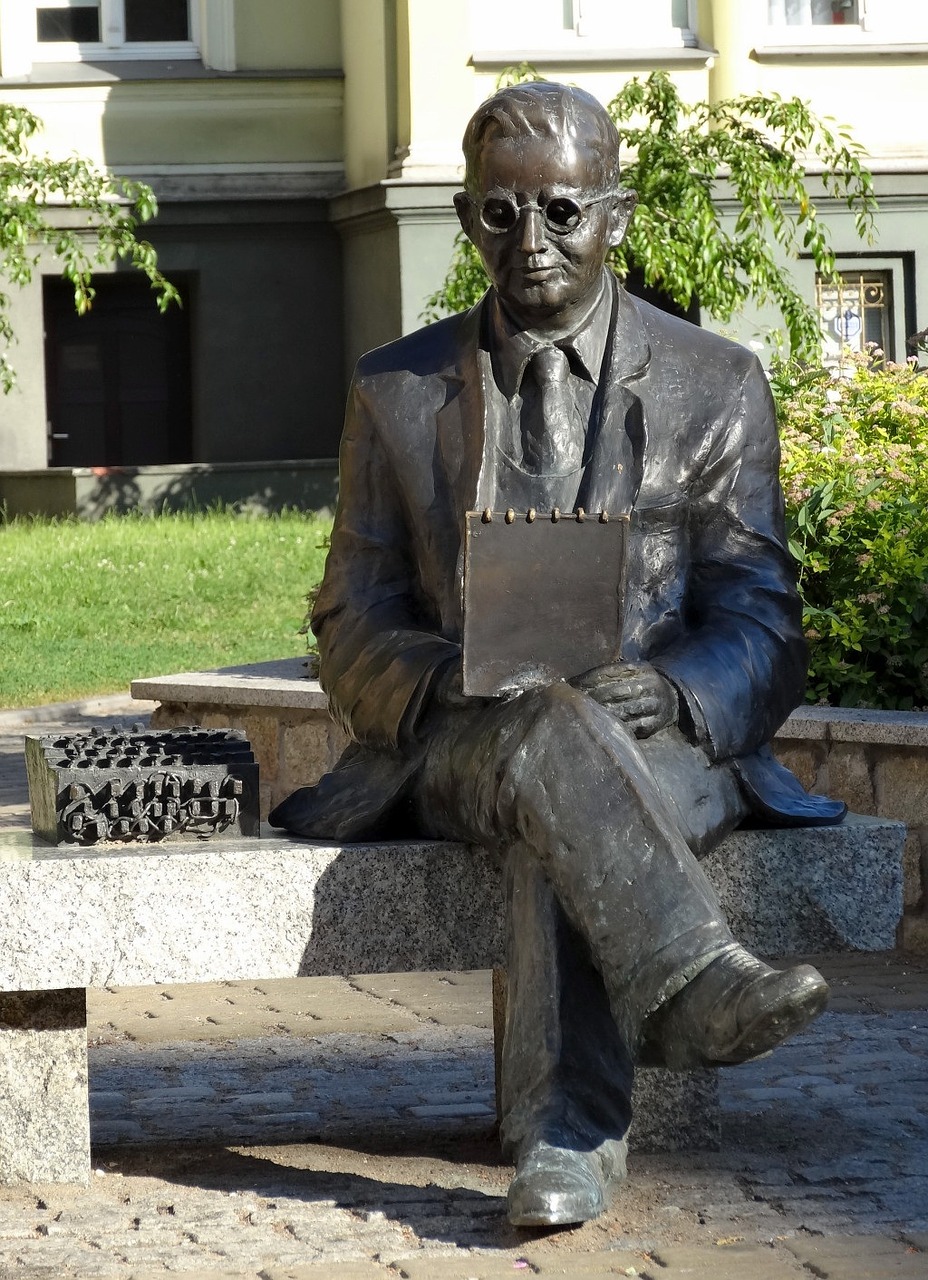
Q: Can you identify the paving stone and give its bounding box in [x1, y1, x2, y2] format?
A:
[394, 1255, 552, 1279]
[350, 971, 494, 1029]
[646, 1242, 803, 1277]
[89, 976, 423, 1044]
[783, 1233, 927, 1278]
[261, 1267, 392, 1279]
[128, 1272, 256, 1280]
[529, 1251, 654, 1276]
[409, 1103, 496, 1119]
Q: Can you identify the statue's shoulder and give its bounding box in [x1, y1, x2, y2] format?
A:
[354, 305, 479, 384]
[628, 292, 759, 376]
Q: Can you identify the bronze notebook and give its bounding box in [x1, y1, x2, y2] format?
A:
[462, 510, 627, 697]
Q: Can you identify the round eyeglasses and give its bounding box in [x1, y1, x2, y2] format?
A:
[464, 191, 612, 236]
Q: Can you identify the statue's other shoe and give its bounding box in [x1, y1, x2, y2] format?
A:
[643, 945, 830, 1072]
[507, 1139, 625, 1228]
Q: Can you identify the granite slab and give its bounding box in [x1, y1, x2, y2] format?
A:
[131, 659, 326, 712]
[0, 990, 89, 1184]
[0, 815, 903, 994]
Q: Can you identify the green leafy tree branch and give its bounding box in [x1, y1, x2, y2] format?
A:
[0, 103, 179, 391]
[425, 70, 877, 358]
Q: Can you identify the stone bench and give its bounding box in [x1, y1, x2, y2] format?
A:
[131, 660, 928, 952]
[0, 815, 903, 1185]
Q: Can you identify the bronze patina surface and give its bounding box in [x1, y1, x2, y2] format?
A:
[271, 81, 845, 1228]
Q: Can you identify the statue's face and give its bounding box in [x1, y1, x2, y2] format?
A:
[455, 130, 633, 327]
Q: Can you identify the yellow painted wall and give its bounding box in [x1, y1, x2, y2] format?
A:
[394, 0, 473, 178]
[340, 0, 392, 190]
[750, 59, 928, 168]
[0, 79, 343, 168]
[234, 0, 341, 71]
[707, 0, 928, 168]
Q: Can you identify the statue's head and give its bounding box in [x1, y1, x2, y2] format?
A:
[455, 82, 636, 329]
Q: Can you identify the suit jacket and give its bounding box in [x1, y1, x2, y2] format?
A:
[270, 276, 844, 838]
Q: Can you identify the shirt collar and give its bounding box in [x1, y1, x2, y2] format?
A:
[487, 273, 612, 401]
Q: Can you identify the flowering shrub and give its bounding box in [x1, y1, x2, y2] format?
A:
[772, 351, 928, 708]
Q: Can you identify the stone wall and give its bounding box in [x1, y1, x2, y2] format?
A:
[773, 706, 928, 952]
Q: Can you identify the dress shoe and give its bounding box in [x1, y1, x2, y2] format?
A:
[642, 944, 829, 1071]
[507, 1138, 626, 1227]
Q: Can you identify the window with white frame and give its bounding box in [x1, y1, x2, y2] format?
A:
[31, 0, 198, 63]
[768, 0, 859, 24]
[470, 1, 697, 54]
[571, 0, 696, 44]
[0, 0, 240, 77]
[767, 0, 928, 40]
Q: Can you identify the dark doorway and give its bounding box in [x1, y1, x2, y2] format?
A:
[44, 274, 193, 467]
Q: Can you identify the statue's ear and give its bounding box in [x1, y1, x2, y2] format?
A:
[454, 191, 477, 243]
[608, 188, 637, 250]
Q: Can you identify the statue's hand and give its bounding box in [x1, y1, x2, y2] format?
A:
[571, 661, 678, 739]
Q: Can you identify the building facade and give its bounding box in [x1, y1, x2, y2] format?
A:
[0, 0, 926, 486]
[0, 0, 346, 482]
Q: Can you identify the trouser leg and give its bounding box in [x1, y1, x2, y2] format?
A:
[416, 682, 740, 1051]
[495, 716, 747, 1155]
[497, 841, 633, 1162]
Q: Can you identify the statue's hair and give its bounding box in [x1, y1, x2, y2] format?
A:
[461, 81, 620, 194]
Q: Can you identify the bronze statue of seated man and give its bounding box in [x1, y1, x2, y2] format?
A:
[271, 81, 845, 1229]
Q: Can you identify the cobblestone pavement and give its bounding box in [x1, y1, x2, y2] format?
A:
[1, 705, 927, 1278]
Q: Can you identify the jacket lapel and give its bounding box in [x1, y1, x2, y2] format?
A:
[432, 299, 489, 630]
[581, 275, 651, 518]
[435, 298, 487, 534]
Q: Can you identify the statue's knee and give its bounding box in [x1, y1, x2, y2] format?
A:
[508, 683, 609, 775]
[523, 681, 608, 737]
[525, 680, 588, 721]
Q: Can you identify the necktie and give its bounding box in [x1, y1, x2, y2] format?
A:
[520, 346, 584, 476]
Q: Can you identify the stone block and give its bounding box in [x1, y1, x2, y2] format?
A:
[822, 743, 876, 815]
[0, 813, 904, 1182]
[280, 714, 337, 793]
[630, 1067, 720, 1152]
[771, 741, 827, 794]
[0, 818, 903, 992]
[903, 828, 926, 909]
[197, 710, 236, 731]
[326, 717, 350, 766]
[148, 703, 186, 729]
[705, 814, 904, 955]
[0, 989, 89, 1184]
[259, 778, 274, 822]
[874, 749, 928, 826]
[133, 660, 328, 712]
[241, 713, 281, 787]
[900, 910, 928, 956]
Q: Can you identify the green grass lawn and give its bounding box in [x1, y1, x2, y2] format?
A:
[0, 510, 331, 709]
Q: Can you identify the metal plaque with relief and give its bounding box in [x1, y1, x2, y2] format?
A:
[462, 509, 627, 697]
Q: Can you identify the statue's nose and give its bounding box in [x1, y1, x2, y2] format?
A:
[519, 206, 546, 254]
